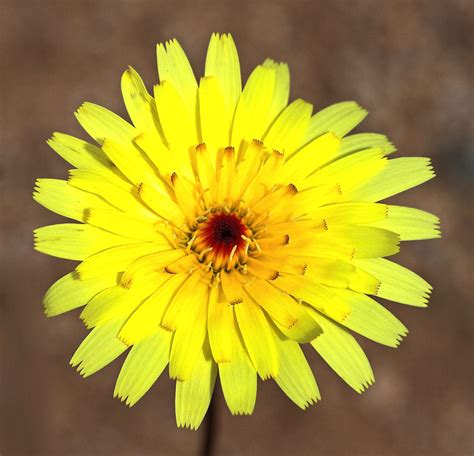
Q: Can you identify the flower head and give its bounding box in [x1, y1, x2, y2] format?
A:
[34, 33, 440, 429]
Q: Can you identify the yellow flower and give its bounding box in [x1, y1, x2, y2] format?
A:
[34, 33, 440, 429]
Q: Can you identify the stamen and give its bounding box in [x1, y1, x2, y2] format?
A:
[254, 240, 262, 255]
[241, 235, 251, 256]
[226, 245, 238, 271]
[199, 247, 213, 261]
[186, 233, 197, 251]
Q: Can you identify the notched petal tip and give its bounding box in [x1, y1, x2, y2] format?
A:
[117, 334, 133, 347]
[170, 172, 178, 185]
[159, 322, 174, 333]
[288, 183, 298, 194]
[196, 142, 207, 153]
[250, 138, 264, 148]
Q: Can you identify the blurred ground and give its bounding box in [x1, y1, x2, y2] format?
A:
[0, 0, 473, 455]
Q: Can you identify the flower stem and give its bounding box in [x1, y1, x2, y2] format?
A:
[201, 392, 217, 456]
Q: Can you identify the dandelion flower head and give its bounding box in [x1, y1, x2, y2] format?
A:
[34, 33, 440, 429]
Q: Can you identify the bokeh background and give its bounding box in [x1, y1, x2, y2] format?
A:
[1, 0, 472, 455]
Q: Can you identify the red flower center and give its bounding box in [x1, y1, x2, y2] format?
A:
[200, 212, 249, 256]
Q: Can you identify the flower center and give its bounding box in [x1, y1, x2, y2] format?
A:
[203, 212, 247, 249]
[189, 209, 255, 272]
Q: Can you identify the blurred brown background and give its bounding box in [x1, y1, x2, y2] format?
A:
[1, 0, 472, 455]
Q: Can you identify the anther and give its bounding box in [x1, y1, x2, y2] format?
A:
[226, 245, 238, 271]
[186, 233, 197, 251]
[254, 241, 262, 254]
[199, 247, 213, 261]
[244, 239, 251, 256]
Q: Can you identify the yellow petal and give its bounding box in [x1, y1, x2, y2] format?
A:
[339, 132, 396, 158]
[75, 101, 136, 145]
[156, 39, 198, 116]
[121, 66, 164, 139]
[332, 288, 408, 347]
[137, 181, 184, 224]
[286, 234, 354, 261]
[207, 286, 234, 363]
[273, 328, 320, 409]
[134, 131, 175, 176]
[246, 257, 279, 281]
[367, 205, 441, 240]
[305, 258, 380, 294]
[263, 99, 312, 154]
[84, 207, 163, 242]
[234, 139, 265, 199]
[205, 33, 241, 119]
[195, 142, 218, 206]
[305, 101, 367, 141]
[231, 65, 276, 148]
[302, 147, 387, 193]
[244, 150, 286, 202]
[43, 271, 118, 317]
[80, 282, 157, 329]
[349, 157, 435, 202]
[245, 278, 323, 343]
[282, 132, 341, 182]
[262, 59, 290, 122]
[253, 253, 307, 276]
[309, 309, 374, 393]
[220, 269, 245, 305]
[274, 274, 350, 323]
[311, 226, 400, 259]
[164, 254, 199, 274]
[217, 146, 237, 202]
[291, 184, 344, 216]
[352, 258, 432, 307]
[234, 297, 278, 379]
[218, 311, 257, 415]
[170, 173, 200, 220]
[154, 81, 197, 175]
[256, 234, 290, 251]
[100, 137, 157, 187]
[250, 183, 298, 215]
[117, 274, 186, 345]
[33, 178, 108, 222]
[120, 250, 186, 288]
[160, 270, 205, 331]
[34, 223, 131, 260]
[310, 202, 388, 227]
[199, 75, 229, 149]
[168, 279, 210, 380]
[70, 317, 128, 377]
[114, 330, 171, 406]
[47, 132, 112, 171]
[76, 242, 166, 279]
[68, 169, 152, 217]
[175, 339, 217, 430]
